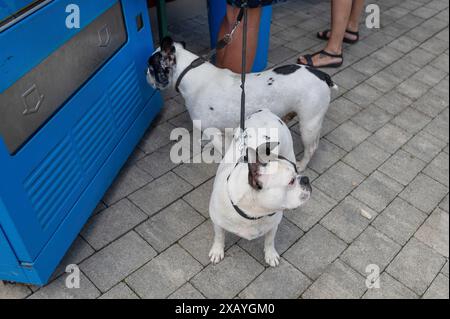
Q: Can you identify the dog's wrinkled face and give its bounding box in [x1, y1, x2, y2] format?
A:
[247, 148, 312, 211]
[147, 37, 179, 90]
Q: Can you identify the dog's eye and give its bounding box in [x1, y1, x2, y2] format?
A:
[289, 178, 296, 186]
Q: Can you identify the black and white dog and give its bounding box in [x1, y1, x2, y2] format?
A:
[147, 37, 337, 171]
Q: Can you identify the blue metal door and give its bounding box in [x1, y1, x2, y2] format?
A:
[0, 0, 162, 284]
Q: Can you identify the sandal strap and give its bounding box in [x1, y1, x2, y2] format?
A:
[304, 54, 314, 67]
[318, 50, 343, 59]
[317, 29, 331, 38]
[345, 29, 359, 36]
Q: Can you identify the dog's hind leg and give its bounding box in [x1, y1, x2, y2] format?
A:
[209, 223, 226, 264]
[264, 225, 280, 267]
[297, 120, 322, 172]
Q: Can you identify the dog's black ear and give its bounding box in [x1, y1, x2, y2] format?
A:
[180, 41, 187, 49]
[161, 36, 175, 54]
[247, 148, 263, 190]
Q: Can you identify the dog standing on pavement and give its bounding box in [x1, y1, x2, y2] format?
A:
[208, 109, 312, 267]
[147, 37, 337, 171]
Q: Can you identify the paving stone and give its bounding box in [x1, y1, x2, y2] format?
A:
[326, 97, 361, 125]
[191, 246, 264, 299]
[371, 46, 404, 65]
[333, 68, 368, 90]
[374, 91, 413, 116]
[80, 231, 156, 292]
[129, 172, 193, 216]
[136, 200, 204, 253]
[423, 273, 449, 299]
[313, 161, 365, 201]
[351, 105, 392, 133]
[284, 225, 347, 280]
[307, 139, 347, 174]
[344, 83, 384, 108]
[412, 92, 449, 118]
[389, 35, 420, 53]
[366, 71, 403, 93]
[326, 121, 371, 152]
[238, 218, 304, 264]
[52, 236, 95, 279]
[268, 46, 298, 64]
[168, 283, 205, 299]
[415, 208, 449, 258]
[343, 141, 391, 176]
[351, 57, 386, 77]
[387, 238, 446, 295]
[0, 282, 32, 299]
[442, 259, 449, 277]
[400, 173, 448, 214]
[379, 150, 426, 186]
[239, 259, 311, 299]
[139, 122, 175, 154]
[99, 283, 139, 299]
[439, 194, 449, 212]
[29, 272, 100, 299]
[424, 109, 449, 143]
[341, 226, 401, 275]
[404, 47, 437, 68]
[424, 152, 449, 187]
[173, 154, 218, 187]
[392, 108, 433, 135]
[169, 111, 193, 132]
[81, 199, 147, 250]
[180, 220, 240, 266]
[126, 244, 203, 299]
[373, 197, 427, 246]
[183, 178, 215, 218]
[302, 260, 366, 299]
[397, 79, 431, 101]
[136, 144, 180, 178]
[363, 273, 418, 299]
[352, 171, 404, 213]
[421, 36, 450, 55]
[402, 131, 447, 162]
[285, 188, 337, 232]
[156, 98, 186, 123]
[413, 65, 448, 87]
[321, 196, 377, 244]
[103, 165, 154, 206]
[368, 124, 412, 154]
[385, 60, 421, 81]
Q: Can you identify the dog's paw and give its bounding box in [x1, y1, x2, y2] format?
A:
[209, 245, 225, 264]
[264, 249, 280, 267]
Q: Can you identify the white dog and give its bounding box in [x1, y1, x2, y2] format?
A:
[147, 37, 337, 172]
[208, 109, 312, 267]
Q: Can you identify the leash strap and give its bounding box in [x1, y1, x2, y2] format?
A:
[175, 7, 246, 93]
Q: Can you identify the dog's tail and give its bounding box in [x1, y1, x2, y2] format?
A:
[305, 67, 339, 93]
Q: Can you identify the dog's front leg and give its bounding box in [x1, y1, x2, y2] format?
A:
[209, 223, 226, 264]
[264, 225, 280, 267]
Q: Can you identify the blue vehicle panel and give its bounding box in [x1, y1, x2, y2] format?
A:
[0, 0, 162, 285]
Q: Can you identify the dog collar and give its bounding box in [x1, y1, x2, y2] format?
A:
[175, 57, 206, 93]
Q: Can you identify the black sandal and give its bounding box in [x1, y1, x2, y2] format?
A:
[297, 50, 344, 69]
[317, 29, 359, 44]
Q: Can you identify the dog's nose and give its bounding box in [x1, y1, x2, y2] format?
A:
[300, 176, 310, 187]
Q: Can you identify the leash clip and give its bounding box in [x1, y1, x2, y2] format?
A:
[237, 129, 249, 158]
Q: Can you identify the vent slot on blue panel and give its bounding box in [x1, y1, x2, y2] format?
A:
[24, 136, 82, 231]
[109, 63, 143, 129]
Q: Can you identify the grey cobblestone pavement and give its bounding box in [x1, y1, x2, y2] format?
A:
[2, 0, 448, 299]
